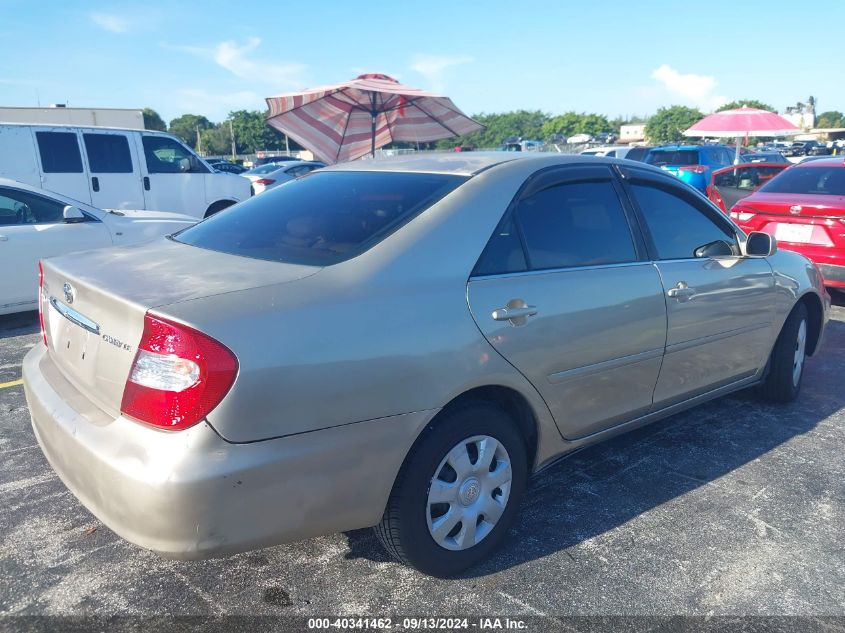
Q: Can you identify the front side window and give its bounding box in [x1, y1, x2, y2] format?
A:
[83, 133, 133, 173]
[513, 181, 636, 270]
[175, 171, 466, 266]
[35, 131, 83, 173]
[142, 135, 207, 174]
[0, 187, 66, 225]
[631, 183, 737, 260]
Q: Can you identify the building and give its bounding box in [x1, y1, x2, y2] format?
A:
[0, 106, 145, 129]
[620, 124, 646, 144]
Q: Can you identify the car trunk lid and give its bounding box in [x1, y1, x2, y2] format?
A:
[40, 238, 319, 418]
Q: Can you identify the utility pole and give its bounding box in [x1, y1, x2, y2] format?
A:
[229, 120, 236, 160]
[196, 125, 202, 155]
[285, 134, 290, 155]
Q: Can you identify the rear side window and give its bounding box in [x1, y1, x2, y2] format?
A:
[646, 150, 699, 166]
[630, 183, 737, 260]
[83, 134, 133, 173]
[175, 171, 467, 266]
[513, 181, 636, 270]
[35, 131, 83, 173]
[760, 166, 845, 196]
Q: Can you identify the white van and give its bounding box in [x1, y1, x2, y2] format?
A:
[0, 123, 251, 218]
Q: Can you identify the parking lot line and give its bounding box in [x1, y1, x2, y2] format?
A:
[0, 378, 23, 389]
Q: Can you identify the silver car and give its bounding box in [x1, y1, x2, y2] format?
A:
[24, 153, 829, 576]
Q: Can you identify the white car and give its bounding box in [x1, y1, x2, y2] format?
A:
[0, 178, 197, 314]
[580, 146, 635, 158]
[244, 161, 325, 195]
[0, 123, 251, 218]
[567, 133, 593, 144]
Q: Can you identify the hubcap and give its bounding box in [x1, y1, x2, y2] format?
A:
[426, 435, 512, 551]
[792, 318, 807, 387]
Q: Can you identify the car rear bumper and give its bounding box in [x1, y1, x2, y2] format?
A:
[23, 345, 434, 560]
[817, 263, 845, 288]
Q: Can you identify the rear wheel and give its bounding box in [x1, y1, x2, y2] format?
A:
[204, 200, 235, 218]
[761, 302, 808, 403]
[374, 402, 528, 577]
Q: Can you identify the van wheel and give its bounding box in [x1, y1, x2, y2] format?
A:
[204, 200, 235, 218]
[761, 302, 808, 403]
[374, 402, 527, 577]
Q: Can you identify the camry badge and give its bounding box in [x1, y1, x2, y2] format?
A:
[789, 205, 802, 215]
[63, 282, 75, 304]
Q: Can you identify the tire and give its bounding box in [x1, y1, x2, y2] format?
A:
[204, 200, 235, 218]
[761, 302, 809, 403]
[374, 402, 528, 577]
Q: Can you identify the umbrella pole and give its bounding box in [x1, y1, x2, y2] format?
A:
[371, 115, 376, 158]
[735, 136, 742, 165]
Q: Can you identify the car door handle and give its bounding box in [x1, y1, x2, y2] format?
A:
[492, 305, 538, 322]
[91, 176, 100, 192]
[667, 282, 696, 300]
[143, 176, 150, 191]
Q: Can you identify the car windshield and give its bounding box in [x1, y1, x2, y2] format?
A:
[646, 150, 699, 166]
[174, 171, 468, 266]
[760, 166, 845, 195]
[245, 163, 284, 175]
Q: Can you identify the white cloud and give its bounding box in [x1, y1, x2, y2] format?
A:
[410, 54, 473, 93]
[90, 12, 129, 34]
[651, 64, 727, 111]
[164, 38, 306, 88]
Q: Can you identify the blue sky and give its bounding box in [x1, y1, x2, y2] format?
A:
[1, 0, 842, 124]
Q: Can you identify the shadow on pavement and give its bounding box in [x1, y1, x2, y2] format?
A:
[0, 311, 39, 339]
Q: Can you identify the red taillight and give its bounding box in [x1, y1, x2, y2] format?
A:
[730, 205, 757, 223]
[254, 178, 275, 186]
[38, 261, 47, 346]
[678, 165, 707, 174]
[120, 313, 238, 431]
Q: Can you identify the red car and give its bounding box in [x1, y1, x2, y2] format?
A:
[727, 158, 845, 290]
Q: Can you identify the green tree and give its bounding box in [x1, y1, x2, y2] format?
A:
[542, 112, 612, 140]
[142, 108, 166, 131]
[717, 99, 775, 112]
[816, 111, 845, 128]
[436, 110, 549, 149]
[645, 105, 704, 144]
[228, 110, 302, 153]
[199, 124, 232, 156]
[168, 114, 213, 149]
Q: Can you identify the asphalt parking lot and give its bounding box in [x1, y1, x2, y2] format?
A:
[0, 300, 843, 629]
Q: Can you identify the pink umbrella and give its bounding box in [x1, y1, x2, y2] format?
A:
[265, 73, 484, 164]
[684, 107, 801, 164]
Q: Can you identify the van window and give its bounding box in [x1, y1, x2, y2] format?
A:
[83, 134, 133, 173]
[142, 136, 208, 174]
[35, 132, 83, 173]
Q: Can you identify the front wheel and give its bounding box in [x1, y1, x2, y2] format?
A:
[761, 302, 809, 403]
[374, 402, 528, 577]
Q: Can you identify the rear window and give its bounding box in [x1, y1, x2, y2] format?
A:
[646, 150, 699, 167]
[759, 166, 845, 196]
[175, 171, 467, 266]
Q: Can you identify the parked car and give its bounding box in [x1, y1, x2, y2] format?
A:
[783, 140, 826, 157]
[567, 133, 592, 144]
[247, 161, 325, 195]
[729, 157, 845, 290]
[208, 160, 246, 175]
[253, 155, 303, 166]
[592, 132, 618, 145]
[0, 124, 250, 218]
[807, 143, 832, 156]
[620, 145, 654, 162]
[25, 154, 828, 577]
[580, 146, 634, 158]
[645, 144, 736, 192]
[741, 152, 790, 164]
[707, 163, 789, 212]
[0, 178, 196, 314]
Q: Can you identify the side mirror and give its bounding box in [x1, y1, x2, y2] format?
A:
[744, 231, 777, 257]
[63, 205, 86, 223]
[694, 240, 735, 258]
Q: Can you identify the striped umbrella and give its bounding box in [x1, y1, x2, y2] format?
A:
[265, 73, 484, 164]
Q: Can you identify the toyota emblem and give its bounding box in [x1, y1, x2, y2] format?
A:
[63, 282, 75, 304]
[789, 205, 802, 215]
